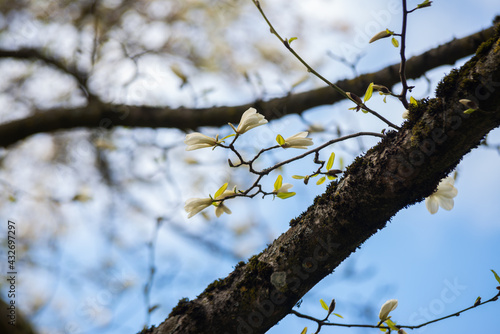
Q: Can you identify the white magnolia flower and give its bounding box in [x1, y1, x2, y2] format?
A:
[213, 188, 237, 217]
[216, 189, 236, 200]
[184, 132, 219, 151]
[307, 123, 325, 133]
[214, 202, 232, 217]
[273, 175, 296, 199]
[276, 183, 293, 194]
[185, 184, 237, 219]
[229, 107, 268, 134]
[379, 299, 398, 322]
[184, 197, 213, 218]
[425, 175, 458, 214]
[281, 132, 314, 149]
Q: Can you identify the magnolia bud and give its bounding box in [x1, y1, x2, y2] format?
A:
[373, 84, 391, 94]
[346, 92, 363, 104]
[369, 30, 392, 43]
[459, 99, 478, 110]
[417, 0, 432, 9]
[328, 298, 336, 314]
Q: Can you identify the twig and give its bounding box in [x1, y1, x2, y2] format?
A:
[398, 0, 410, 109]
[212, 131, 385, 203]
[291, 310, 392, 331]
[326, 51, 363, 77]
[399, 291, 500, 329]
[90, 0, 100, 66]
[260, 132, 385, 175]
[143, 218, 162, 328]
[0, 48, 91, 98]
[165, 219, 242, 260]
[290, 291, 500, 333]
[251, 0, 400, 131]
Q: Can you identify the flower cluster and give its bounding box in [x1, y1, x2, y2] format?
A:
[183, 107, 310, 218]
[184, 197, 213, 219]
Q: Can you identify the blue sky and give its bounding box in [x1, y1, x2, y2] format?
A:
[1, 1, 499, 333]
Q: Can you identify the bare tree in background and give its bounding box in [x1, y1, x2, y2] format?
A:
[0, 1, 499, 334]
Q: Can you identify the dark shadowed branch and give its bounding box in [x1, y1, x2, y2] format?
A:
[0, 48, 91, 98]
[0, 26, 495, 148]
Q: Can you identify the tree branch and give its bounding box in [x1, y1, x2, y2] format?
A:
[0, 26, 495, 148]
[142, 26, 500, 334]
[0, 48, 90, 97]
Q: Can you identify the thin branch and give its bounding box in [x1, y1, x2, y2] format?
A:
[326, 50, 364, 77]
[143, 218, 162, 328]
[290, 291, 500, 333]
[400, 291, 500, 329]
[252, 1, 346, 99]
[259, 132, 385, 175]
[0, 48, 91, 97]
[291, 310, 392, 330]
[399, 0, 410, 109]
[209, 131, 384, 206]
[251, 0, 401, 130]
[165, 219, 242, 261]
[90, 0, 100, 66]
[223, 131, 383, 177]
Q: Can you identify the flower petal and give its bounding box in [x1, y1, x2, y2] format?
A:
[425, 196, 439, 214]
[425, 174, 458, 214]
[215, 203, 232, 217]
[235, 108, 268, 134]
[185, 143, 213, 151]
[379, 299, 398, 321]
[436, 185, 458, 198]
[185, 198, 213, 218]
[437, 196, 454, 211]
[278, 183, 293, 193]
[184, 132, 217, 151]
[282, 131, 314, 149]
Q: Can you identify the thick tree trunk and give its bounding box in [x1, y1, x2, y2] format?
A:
[143, 26, 500, 334]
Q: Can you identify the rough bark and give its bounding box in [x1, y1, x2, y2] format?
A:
[143, 25, 500, 334]
[0, 26, 494, 148]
